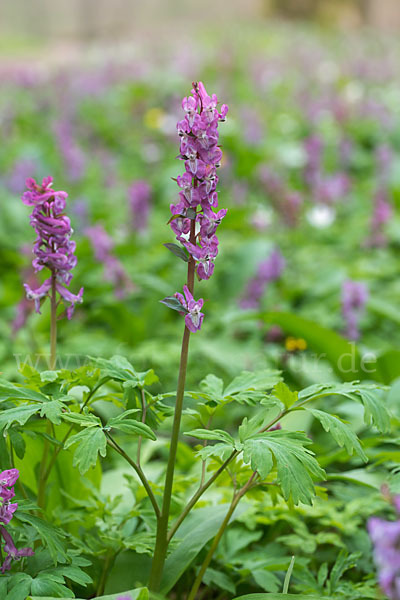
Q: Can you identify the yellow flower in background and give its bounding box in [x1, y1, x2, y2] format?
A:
[144, 108, 165, 130]
[285, 337, 307, 352]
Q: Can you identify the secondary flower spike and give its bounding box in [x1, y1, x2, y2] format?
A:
[22, 176, 83, 319]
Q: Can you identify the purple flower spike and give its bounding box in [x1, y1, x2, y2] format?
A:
[166, 81, 227, 330]
[22, 177, 83, 318]
[174, 285, 204, 333]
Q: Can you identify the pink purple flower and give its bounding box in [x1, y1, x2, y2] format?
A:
[0, 525, 34, 573]
[22, 176, 83, 319]
[174, 285, 204, 333]
[341, 280, 368, 341]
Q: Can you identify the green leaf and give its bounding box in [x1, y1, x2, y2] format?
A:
[64, 427, 107, 474]
[243, 431, 326, 504]
[107, 409, 156, 439]
[307, 408, 368, 461]
[163, 242, 189, 262]
[90, 355, 137, 383]
[16, 512, 68, 564]
[40, 371, 59, 383]
[39, 399, 65, 425]
[273, 382, 298, 409]
[160, 295, 187, 313]
[61, 412, 102, 428]
[161, 504, 247, 593]
[0, 380, 48, 403]
[358, 388, 390, 433]
[203, 567, 236, 593]
[108, 419, 156, 440]
[233, 595, 328, 599]
[244, 437, 273, 479]
[0, 404, 41, 430]
[328, 550, 360, 593]
[238, 413, 268, 442]
[197, 443, 234, 461]
[224, 370, 282, 397]
[200, 374, 224, 400]
[8, 428, 26, 459]
[30, 574, 73, 598]
[28, 588, 149, 600]
[184, 428, 235, 444]
[6, 574, 32, 600]
[252, 570, 281, 593]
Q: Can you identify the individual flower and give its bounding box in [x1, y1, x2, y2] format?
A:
[128, 180, 152, 233]
[240, 249, 285, 310]
[22, 176, 83, 319]
[174, 285, 204, 333]
[0, 526, 34, 573]
[341, 280, 368, 341]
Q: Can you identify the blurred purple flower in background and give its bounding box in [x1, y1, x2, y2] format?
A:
[22, 176, 83, 319]
[341, 279, 368, 340]
[6, 158, 38, 194]
[368, 496, 400, 600]
[128, 180, 151, 233]
[258, 165, 303, 227]
[240, 248, 285, 309]
[54, 119, 86, 182]
[366, 145, 393, 247]
[85, 224, 134, 299]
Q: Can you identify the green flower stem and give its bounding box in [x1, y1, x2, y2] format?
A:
[148, 220, 196, 592]
[187, 471, 258, 600]
[49, 273, 57, 371]
[136, 388, 147, 467]
[106, 433, 161, 520]
[167, 449, 238, 543]
[37, 273, 57, 509]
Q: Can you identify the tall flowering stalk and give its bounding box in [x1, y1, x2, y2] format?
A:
[22, 176, 83, 369]
[150, 81, 227, 591]
[22, 176, 83, 509]
[0, 469, 34, 573]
